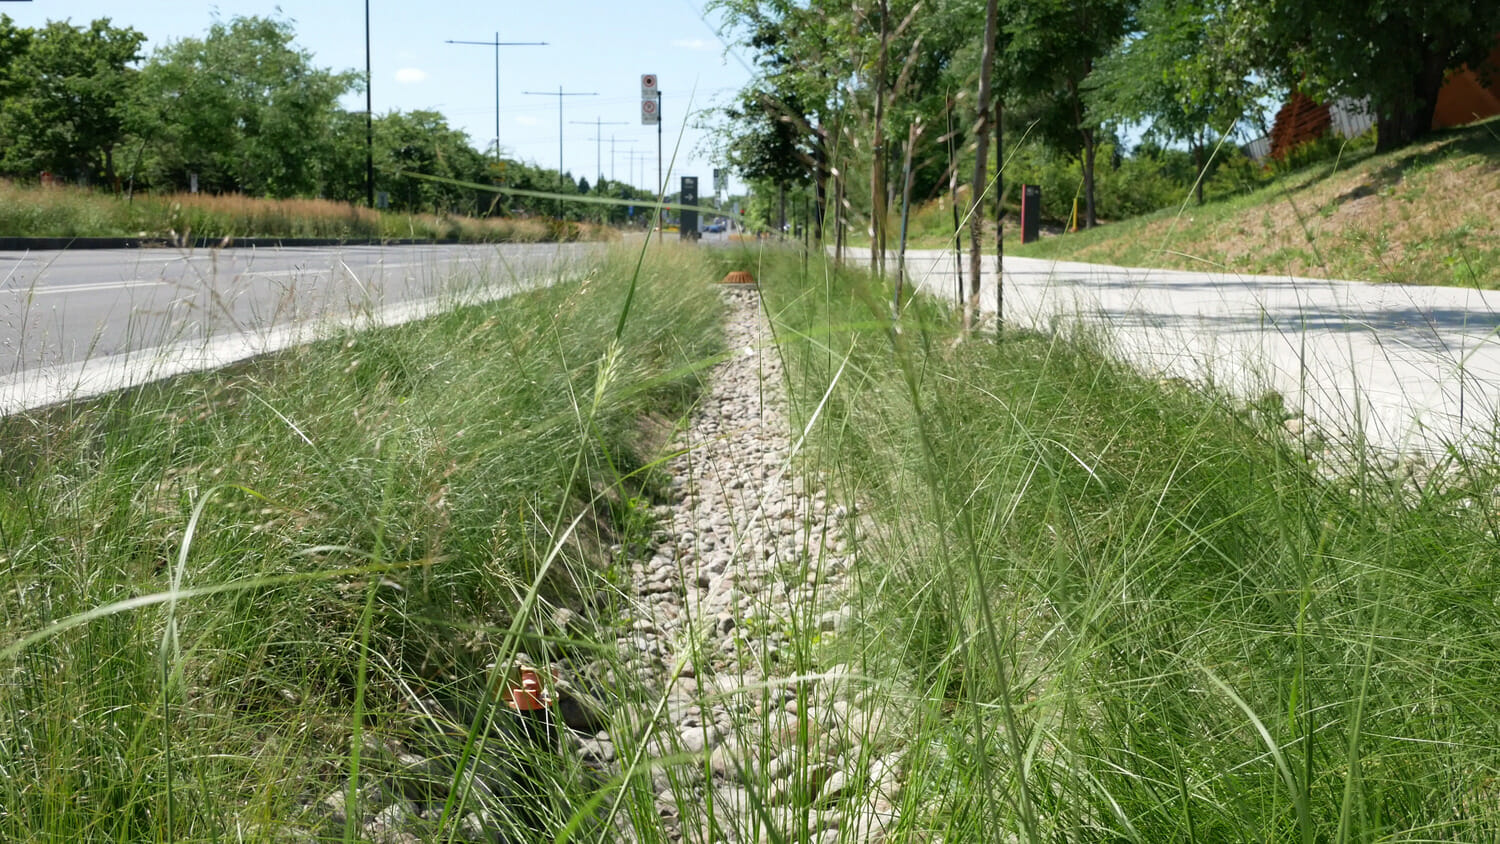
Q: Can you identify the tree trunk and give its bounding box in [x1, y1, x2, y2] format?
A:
[994, 98, 1004, 328]
[948, 94, 963, 310]
[835, 165, 846, 267]
[966, 0, 1000, 334]
[1193, 139, 1205, 206]
[1082, 128, 1097, 228]
[895, 120, 919, 315]
[1376, 50, 1450, 152]
[779, 185, 787, 238]
[870, 0, 891, 279]
[814, 127, 828, 243]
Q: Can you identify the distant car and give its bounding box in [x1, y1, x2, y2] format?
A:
[704, 221, 726, 233]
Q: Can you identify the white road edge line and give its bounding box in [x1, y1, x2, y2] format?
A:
[0, 276, 551, 416]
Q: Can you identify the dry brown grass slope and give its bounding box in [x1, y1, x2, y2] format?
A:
[1014, 117, 1500, 287]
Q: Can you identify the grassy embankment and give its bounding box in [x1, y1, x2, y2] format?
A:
[1010, 117, 1500, 287]
[747, 244, 1500, 840]
[0, 181, 613, 242]
[0, 246, 720, 840]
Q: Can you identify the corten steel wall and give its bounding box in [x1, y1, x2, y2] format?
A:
[1433, 42, 1500, 128]
[1257, 38, 1499, 160]
[1269, 92, 1332, 160]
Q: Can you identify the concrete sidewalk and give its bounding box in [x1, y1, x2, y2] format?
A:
[886, 249, 1500, 455]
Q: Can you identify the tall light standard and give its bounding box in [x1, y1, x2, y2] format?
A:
[569, 117, 628, 187]
[444, 33, 548, 162]
[522, 86, 598, 218]
[364, 0, 373, 207]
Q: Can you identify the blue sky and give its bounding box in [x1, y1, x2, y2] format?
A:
[7, 1, 755, 194]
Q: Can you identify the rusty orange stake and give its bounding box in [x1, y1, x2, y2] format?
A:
[507, 665, 552, 711]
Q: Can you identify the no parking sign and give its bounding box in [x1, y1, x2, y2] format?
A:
[641, 73, 659, 125]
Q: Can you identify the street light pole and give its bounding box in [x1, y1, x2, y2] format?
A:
[445, 33, 547, 162]
[522, 86, 598, 218]
[569, 117, 628, 186]
[365, 0, 374, 208]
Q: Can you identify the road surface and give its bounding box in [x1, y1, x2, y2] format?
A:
[0, 242, 595, 414]
[887, 249, 1500, 456]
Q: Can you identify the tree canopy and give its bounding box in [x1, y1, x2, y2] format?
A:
[1244, 0, 1500, 150]
[0, 16, 144, 182]
[0, 13, 628, 223]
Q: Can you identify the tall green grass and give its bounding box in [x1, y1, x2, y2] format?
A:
[0, 246, 720, 840]
[748, 245, 1500, 841]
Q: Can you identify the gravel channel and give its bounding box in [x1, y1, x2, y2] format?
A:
[598, 286, 905, 843]
[302, 286, 906, 843]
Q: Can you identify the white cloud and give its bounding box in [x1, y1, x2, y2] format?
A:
[670, 38, 714, 51]
[516, 115, 540, 126]
[394, 67, 428, 84]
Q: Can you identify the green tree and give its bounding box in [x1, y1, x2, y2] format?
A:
[130, 15, 357, 196]
[1249, 0, 1500, 150]
[711, 0, 845, 246]
[1, 18, 144, 184]
[0, 16, 34, 176]
[1003, 0, 1135, 228]
[1087, 0, 1262, 204]
[365, 110, 487, 213]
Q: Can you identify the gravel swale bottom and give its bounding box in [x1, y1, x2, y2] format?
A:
[299, 286, 906, 843]
[600, 287, 905, 843]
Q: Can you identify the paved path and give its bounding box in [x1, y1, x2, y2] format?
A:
[0, 243, 595, 413]
[885, 249, 1500, 455]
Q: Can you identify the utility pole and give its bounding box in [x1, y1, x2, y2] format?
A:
[364, 0, 374, 208]
[445, 33, 548, 162]
[615, 141, 637, 185]
[625, 151, 652, 191]
[624, 150, 652, 228]
[569, 117, 628, 187]
[523, 86, 598, 218]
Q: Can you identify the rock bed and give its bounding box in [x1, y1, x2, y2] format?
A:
[298, 287, 905, 843]
[594, 287, 904, 843]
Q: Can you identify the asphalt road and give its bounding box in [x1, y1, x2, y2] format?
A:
[885, 249, 1500, 455]
[0, 242, 595, 413]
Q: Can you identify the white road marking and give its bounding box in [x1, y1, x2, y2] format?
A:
[0, 278, 543, 414]
[6, 279, 168, 296]
[234, 261, 428, 278]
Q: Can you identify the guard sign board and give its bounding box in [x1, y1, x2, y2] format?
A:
[641, 73, 659, 125]
[679, 176, 699, 240]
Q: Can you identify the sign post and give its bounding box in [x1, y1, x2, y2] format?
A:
[642, 73, 662, 244]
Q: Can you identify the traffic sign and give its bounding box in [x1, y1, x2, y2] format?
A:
[641, 97, 659, 125]
[680, 176, 700, 240]
[641, 73, 657, 96]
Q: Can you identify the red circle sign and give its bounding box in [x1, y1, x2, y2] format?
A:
[642, 100, 658, 114]
[642, 74, 657, 89]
